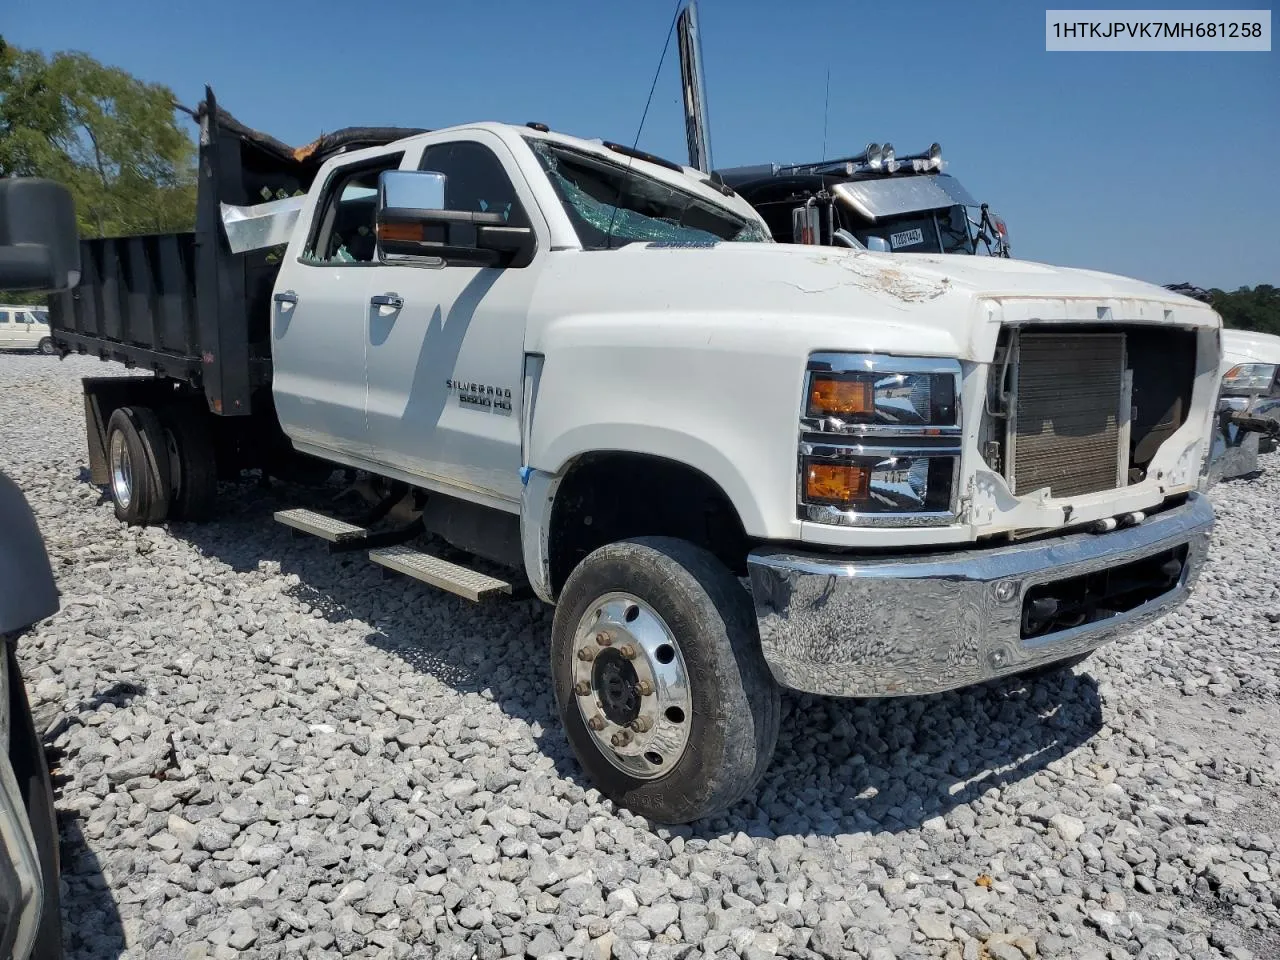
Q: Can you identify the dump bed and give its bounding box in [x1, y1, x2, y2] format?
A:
[48, 90, 424, 415]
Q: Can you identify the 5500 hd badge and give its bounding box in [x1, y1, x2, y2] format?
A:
[445, 379, 513, 411]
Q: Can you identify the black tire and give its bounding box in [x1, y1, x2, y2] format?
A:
[158, 405, 219, 522]
[1260, 436, 1276, 455]
[37, 338, 55, 355]
[7, 644, 63, 959]
[105, 406, 171, 526]
[551, 537, 780, 823]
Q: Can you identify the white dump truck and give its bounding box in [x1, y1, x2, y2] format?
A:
[48, 91, 1220, 822]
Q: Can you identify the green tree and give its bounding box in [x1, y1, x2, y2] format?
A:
[1210, 285, 1280, 336]
[0, 37, 196, 239]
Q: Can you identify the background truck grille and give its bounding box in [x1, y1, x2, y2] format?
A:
[1010, 332, 1126, 497]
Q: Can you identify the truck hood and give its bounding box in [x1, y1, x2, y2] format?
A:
[1221, 327, 1280, 369]
[530, 242, 1220, 363]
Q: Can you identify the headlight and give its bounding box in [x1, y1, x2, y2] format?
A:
[1221, 363, 1276, 395]
[803, 356, 958, 431]
[799, 354, 961, 525]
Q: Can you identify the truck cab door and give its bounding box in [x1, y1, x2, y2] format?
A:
[364, 133, 545, 511]
[271, 149, 406, 464]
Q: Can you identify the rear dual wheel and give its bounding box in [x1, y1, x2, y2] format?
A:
[158, 406, 218, 521]
[106, 404, 217, 525]
[107, 406, 171, 525]
[552, 537, 780, 824]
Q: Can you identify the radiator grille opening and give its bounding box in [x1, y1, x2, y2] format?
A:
[1010, 333, 1126, 497]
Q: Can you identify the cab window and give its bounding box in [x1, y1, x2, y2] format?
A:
[418, 141, 529, 228]
[0, 311, 9, 324]
[305, 153, 404, 264]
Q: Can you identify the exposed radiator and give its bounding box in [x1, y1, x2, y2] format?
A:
[1010, 332, 1127, 497]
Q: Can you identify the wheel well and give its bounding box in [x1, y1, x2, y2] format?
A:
[548, 452, 750, 596]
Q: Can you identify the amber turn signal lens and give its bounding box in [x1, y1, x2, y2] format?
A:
[805, 462, 870, 505]
[378, 221, 425, 242]
[808, 375, 873, 418]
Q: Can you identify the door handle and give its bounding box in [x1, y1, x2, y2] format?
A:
[274, 290, 298, 305]
[371, 293, 404, 310]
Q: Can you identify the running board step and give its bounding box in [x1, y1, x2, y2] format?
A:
[274, 508, 368, 544]
[368, 545, 511, 602]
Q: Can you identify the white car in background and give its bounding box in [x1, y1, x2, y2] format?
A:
[0, 306, 54, 354]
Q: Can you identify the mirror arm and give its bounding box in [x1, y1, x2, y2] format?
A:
[379, 241, 501, 266]
[475, 225, 535, 267]
[381, 208, 506, 227]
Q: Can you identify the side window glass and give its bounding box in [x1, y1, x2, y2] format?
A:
[0, 312, 10, 324]
[418, 142, 529, 228]
[306, 155, 403, 264]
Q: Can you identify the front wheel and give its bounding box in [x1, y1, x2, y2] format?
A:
[551, 537, 780, 823]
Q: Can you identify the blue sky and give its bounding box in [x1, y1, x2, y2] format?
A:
[6, 0, 1277, 289]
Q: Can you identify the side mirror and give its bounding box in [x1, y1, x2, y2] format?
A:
[0, 178, 81, 291]
[381, 169, 447, 212]
[865, 236, 891, 253]
[376, 169, 535, 268]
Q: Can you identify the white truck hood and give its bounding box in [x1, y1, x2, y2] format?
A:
[529, 243, 1219, 364]
[1221, 327, 1280, 372]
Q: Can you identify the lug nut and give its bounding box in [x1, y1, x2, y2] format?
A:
[595, 631, 612, 646]
[573, 681, 591, 696]
[636, 679, 654, 696]
[587, 714, 606, 731]
[629, 717, 653, 733]
[618, 644, 637, 660]
[577, 647, 596, 662]
[611, 730, 633, 748]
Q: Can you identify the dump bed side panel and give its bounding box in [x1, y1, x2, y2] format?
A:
[46, 89, 426, 416]
[50, 233, 204, 382]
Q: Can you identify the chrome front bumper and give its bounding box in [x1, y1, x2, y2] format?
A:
[746, 493, 1214, 697]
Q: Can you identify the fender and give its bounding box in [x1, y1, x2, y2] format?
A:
[535, 424, 765, 536]
[0, 473, 58, 637]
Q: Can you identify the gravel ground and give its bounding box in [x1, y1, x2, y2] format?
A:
[3, 352, 1278, 960]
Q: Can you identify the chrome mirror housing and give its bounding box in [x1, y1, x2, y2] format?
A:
[379, 170, 447, 213]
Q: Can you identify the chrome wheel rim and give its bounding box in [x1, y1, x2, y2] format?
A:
[109, 430, 133, 509]
[572, 593, 692, 779]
